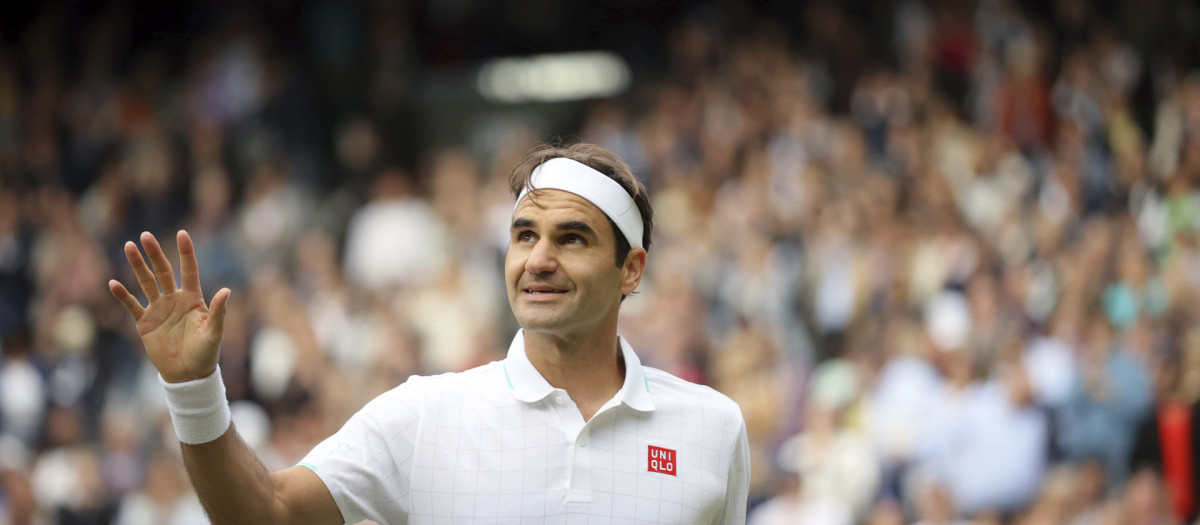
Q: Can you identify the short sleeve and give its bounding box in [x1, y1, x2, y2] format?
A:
[717, 421, 751, 525]
[299, 380, 425, 524]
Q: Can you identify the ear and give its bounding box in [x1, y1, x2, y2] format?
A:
[620, 247, 647, 296]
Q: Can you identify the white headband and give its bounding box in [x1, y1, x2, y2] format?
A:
[514, 157, 644, 249]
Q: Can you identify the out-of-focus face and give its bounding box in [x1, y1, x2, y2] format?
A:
[505, 189, 643, 337]
[863, 500, 904, 525]
[1123, 469, 1168, 521]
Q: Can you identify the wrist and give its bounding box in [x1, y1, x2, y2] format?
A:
[160, 365, 231, 445]
[160, 365, 217, 385]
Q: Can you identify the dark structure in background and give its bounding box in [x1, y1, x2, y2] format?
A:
[5, 0, 1196, 185]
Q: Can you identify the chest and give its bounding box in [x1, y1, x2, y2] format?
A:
[402, 400, 731, 524]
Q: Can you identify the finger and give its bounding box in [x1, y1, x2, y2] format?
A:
[208, 288, 231, 335]
[108, 279, 145, 319]
[141, 231, 178, 294]
[177, 230, 203, 294]
[124, 241, 160, 301]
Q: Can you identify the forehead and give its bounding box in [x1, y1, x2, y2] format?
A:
[513, 189, 609, 226]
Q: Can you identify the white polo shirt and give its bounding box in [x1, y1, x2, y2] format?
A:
[299, 331, 750, 524]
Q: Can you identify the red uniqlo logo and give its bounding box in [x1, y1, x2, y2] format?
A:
[648, 445, 676, 476]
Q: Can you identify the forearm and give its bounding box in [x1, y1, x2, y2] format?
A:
[163, 370, 341, 525]
[181, 425, 297, 524]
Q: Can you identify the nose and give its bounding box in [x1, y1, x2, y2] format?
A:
[525, 238, 559, 275]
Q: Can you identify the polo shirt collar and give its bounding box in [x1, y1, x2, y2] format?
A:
[503, 330, 656, 412]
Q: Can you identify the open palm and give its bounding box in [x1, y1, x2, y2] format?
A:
[109, 231, 231, 384]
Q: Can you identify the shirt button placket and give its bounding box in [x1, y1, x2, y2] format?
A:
[567, 427, 592, 503]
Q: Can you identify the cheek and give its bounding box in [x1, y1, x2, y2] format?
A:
[577, 266, 621, 297]
[503, 249, 523, 283]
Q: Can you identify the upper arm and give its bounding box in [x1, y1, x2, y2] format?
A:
[295, 381, 424, 524]
[272, 466, 345, 525]
[718, 416, 751, 525]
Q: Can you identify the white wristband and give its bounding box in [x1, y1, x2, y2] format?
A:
[160, 366, 232, 445]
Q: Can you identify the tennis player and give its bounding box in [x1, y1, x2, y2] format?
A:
[109, 143, 750, 524]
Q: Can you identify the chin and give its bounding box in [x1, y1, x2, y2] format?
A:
[516, 307, 583, 333]
[515, 315, 563, 332]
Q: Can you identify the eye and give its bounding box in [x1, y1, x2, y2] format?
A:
[562, 234, 585, 245]
[516, 231, 536, 243]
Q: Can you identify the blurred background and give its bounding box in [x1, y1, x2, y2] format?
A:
[2, 0, 1200, 523]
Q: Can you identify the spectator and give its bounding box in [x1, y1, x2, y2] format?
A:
[1130, 333, 1200, 523]
[1060, 314, 1153, 488]
[342, 167, 449, 292]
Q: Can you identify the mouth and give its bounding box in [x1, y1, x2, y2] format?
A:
[521, 284, 569, 298]
[523, 288, 567, 295]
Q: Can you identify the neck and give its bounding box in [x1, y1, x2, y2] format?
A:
[523, 322, 625, 421]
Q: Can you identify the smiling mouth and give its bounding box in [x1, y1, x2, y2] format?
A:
[524, 288, 567, 295]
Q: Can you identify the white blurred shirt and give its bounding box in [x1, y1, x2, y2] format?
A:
[343, 198, 449, 290]
[921, 380, 1048, 514]
[748, 495, 852, 525]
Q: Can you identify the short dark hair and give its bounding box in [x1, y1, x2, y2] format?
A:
[508, 143, 654, 266]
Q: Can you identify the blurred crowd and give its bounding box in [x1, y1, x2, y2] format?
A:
[3, 0, 1200, 524]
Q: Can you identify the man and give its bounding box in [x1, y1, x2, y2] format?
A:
[109, 143, 751, 524]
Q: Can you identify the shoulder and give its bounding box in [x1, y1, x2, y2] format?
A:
[643, 366, 744, 423]
[404, 360, 507, 389]
[359, 361, 509, 417]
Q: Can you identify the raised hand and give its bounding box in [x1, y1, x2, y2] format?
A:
[109, 231, 231, 383]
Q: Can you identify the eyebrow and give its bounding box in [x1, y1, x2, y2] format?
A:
[556, 221, 597, 237]
[511, 218, 598, 238]
[512, 218, 535, 230]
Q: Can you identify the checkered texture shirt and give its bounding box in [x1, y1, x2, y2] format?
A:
[299, 331, 750, 524]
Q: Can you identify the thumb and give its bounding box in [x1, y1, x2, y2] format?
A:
[208, 288, 232, 335]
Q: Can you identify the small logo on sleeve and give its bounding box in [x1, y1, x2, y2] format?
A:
[648, 445, 676, 476]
